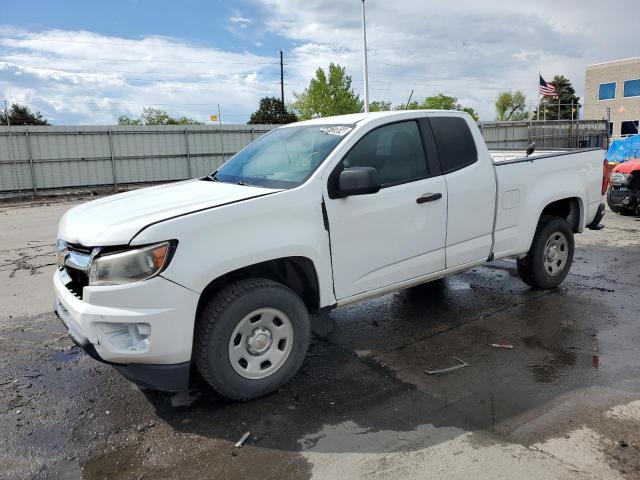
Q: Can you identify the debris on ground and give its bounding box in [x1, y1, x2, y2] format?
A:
[235, 431, 251, 448]
[426, 357, 469, 375]
[489, 343, 514, 349]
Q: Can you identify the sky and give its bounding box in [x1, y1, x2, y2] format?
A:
[0, 0, 637, 125]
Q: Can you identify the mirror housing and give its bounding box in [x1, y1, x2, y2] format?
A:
[337, 167, 381, 197]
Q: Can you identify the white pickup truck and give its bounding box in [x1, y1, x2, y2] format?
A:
[54, 110, 607, 400]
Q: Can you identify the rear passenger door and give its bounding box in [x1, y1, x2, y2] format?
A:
[428, 115, 496, 268]
[324, 119, 448, 299]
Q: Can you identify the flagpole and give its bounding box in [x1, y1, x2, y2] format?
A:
[361, 0, 370, 113]
[537, 69, 540, 121]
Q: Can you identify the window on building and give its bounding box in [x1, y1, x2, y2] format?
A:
[623, 79, 640, 98]
[621, 120, 639, 136]
[609, 122, 614, 136]
[599, 82, 616, 100]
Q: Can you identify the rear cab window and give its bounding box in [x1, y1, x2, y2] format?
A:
[428, 116, 478, 174]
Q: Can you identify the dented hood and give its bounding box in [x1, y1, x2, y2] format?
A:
[58, 179, 279, 246]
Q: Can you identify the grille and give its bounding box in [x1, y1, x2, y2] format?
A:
[63, 243, 92, 299]
[609, 187, 629, 201]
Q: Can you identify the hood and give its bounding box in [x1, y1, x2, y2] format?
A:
[612, 158, 640, 174]
[59, 179, 279, 246]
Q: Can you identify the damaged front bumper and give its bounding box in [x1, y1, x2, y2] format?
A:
[607, 186, 639, 212]
[53, 268, 198, 391]
[54, 300, 190, 391]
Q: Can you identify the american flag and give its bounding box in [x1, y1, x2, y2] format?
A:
[539, 75, 558, 98]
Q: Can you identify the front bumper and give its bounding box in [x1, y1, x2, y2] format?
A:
[607, 186, 638, 209]
[53, 269, 199, 391]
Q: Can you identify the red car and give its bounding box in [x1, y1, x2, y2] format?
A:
[607, 159, 640, 215]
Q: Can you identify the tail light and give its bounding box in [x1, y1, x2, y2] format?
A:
[601, 159, 610, 195]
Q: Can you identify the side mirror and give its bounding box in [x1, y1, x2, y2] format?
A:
[338, 167, 381, 197]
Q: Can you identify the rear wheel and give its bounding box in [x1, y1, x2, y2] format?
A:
[517, 215, 574, 290]
[195, 278, 310, 401]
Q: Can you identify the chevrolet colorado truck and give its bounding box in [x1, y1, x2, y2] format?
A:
[54, 110, 608, 400]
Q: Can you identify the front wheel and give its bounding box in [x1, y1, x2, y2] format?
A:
[517, 215, 575, 290]
[195, 278, 310, 401]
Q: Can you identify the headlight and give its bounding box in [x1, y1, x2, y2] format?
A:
[610, 172, 631, 186]
[88, 241, 174, 286]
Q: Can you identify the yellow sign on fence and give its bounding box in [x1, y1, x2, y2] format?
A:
[210, 114, 218, 122]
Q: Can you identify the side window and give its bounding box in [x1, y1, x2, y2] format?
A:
[429, 116, 478, 174]
[342, 121, 428, 186]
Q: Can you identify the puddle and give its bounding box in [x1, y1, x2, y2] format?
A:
[52, 346, 82, 363]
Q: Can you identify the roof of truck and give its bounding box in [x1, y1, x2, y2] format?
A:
[287, 109, 468, 127]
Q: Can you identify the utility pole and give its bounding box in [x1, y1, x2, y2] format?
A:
[405, 89, 414, 110]
[361, 0, 370, 113]
[279, 50, 285, 105]
[217, 103, 224, 159]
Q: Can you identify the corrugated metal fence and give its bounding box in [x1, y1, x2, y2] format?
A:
[480, 120, 609, 150]
[0, 124, 275, 195]
[0, 120, 609, 197]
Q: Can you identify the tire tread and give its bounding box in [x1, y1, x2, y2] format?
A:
[516, 215, 574, 290]
[194, 278, 308, 401]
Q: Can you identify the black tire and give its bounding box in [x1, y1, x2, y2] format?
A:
[619, 207, 636, 216]
[517, 215, 574, 290]
[194, 278, 310, 401]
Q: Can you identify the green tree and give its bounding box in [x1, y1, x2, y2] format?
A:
[495, 91, 528, 121]
[422, 93, 460, 110]
[248, 97, 297, 124]
[534, 75, 580, 120]
[117, 107, 203, 125]
[369, 100, 392, 112]
[116, 115, 142, 125]
[399, 93, 479, 120]
[0, 103, 49, 125]
[400, 101, 421, 110]
[291, 63, 363, 119]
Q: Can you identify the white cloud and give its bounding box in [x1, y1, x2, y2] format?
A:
[260, 0, 639, 119]
[1, 2, 638, 123]
[0, 27, 281, 124]
[229, 16, 254, 27]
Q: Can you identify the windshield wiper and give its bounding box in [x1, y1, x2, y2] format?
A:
[236, 180, 251, 186]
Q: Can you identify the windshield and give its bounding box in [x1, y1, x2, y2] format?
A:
[211, 124, 353, 189]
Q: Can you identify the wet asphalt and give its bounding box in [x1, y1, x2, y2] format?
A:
[1, 197, 639, 479]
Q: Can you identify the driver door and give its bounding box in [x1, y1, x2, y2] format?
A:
[323, 119, 447, 300]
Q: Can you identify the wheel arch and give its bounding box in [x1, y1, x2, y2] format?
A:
[539, 197, 583, 232]
[196, 256, 321, 319]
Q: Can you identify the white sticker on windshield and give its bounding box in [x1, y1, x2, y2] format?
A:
[320, 126, 353, 136]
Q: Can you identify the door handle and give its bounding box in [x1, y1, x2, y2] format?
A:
[416, 193, 442, 204]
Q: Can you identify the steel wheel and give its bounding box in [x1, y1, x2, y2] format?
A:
[543, 231, 569, 277]
[228, 307, 294, 380]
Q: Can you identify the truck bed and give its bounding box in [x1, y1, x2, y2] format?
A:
[489, 148, 602, 164]
[489, 147, 605, 260]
